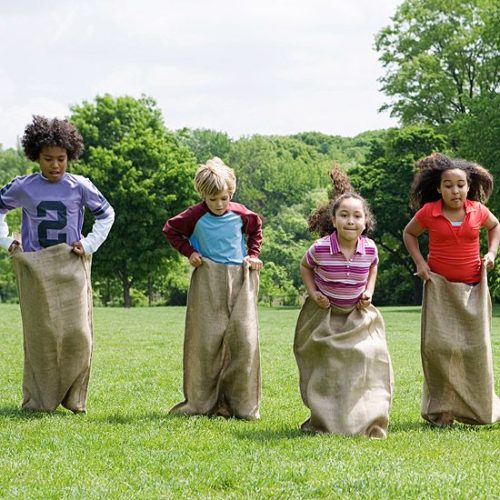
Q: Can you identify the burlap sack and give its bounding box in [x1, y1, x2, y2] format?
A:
[294, 298, 393, 437]
[12, 244, 93, 412]
[170, 258, 261, 419]
[421, 269, 500, 425]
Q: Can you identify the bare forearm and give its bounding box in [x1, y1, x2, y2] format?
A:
[365, 265, 377, 295]
[487, 223, 500, 256]
[300, 263, 317, 296]
[403, 232, 426, 267]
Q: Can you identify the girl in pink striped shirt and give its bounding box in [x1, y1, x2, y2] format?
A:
[294, 166, 393, 438]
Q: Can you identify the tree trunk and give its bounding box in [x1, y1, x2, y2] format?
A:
[121, 263, 132, 308]
[148, 276, 153, 307]
[413, 275, 423, 305]
[122, 276, 131, 308]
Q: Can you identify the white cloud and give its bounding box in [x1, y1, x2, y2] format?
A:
[0, 0, 402, 149]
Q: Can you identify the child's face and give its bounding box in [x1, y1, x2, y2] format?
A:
[205, 189, 231, 215]
[332, 197, 366, 244]
[38, 146, 68, 182]
[438, 168, 469, 210]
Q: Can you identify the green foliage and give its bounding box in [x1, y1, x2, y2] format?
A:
[293, 130, 388, 168]
[0, 146, 32, 185]
[450, 93, 500, 215]
[259, 261, 300, 306]
[375, 0, 500, 125]
[160, 258, 191, 306]
[70, 94, 198, 306]
[228, 135, 331, 219]
[176, 128, 233, 164]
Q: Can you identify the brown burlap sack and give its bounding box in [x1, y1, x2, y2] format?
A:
[421, 269, 500, 425]
[294, 298, 393, 437]
[12, 244, 93, 412]
[169, 258, 261, 419]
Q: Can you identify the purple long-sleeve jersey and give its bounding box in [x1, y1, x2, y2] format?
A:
[0, 172, 112, 252]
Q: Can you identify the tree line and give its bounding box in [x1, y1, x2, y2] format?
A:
[0, 0, 498, 307]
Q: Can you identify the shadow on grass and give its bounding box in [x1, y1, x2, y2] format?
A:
[0, 406, 68, 419]
[380, 307, 422, 314]
[389, 419, 494, 433]
[98, 411, 241, 425]
[232, 427, 312, 442]
[101, 411, 172, 424]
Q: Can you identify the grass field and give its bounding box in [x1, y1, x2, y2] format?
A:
[0, 304, 499, 498]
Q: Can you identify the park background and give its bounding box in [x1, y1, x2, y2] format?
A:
[0, 1, 499, 497]
[1, 1, 498, 309]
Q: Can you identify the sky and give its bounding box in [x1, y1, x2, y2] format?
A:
[0, 0, 403, 149]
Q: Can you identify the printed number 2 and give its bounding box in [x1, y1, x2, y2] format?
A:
[37, 201, 67, 248]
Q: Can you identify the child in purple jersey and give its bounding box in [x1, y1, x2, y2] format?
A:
[163, 158, 263, 419]
[0, 116, 114, 254]
[293, 165, 393, 437]
[0, 116, 114, 413]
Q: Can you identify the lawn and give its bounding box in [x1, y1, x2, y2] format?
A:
[0, 304, 499, 498]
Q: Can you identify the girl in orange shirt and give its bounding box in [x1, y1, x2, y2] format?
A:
[403, 153, 500, 427]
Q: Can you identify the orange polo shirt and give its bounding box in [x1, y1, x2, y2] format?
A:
[415, 199, 490, 283]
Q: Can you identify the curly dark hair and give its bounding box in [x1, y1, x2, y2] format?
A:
[308, 163, 376, 237]
[409, 152, 493, 210]
[21, 115, 84, 161]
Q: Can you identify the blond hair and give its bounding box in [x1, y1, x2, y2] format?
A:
[194, 157, 236, 198]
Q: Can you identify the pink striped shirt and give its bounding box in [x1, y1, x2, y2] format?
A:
[306, 232, 378, 307]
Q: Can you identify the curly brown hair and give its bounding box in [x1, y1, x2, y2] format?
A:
[409, 152, 493, 210]
[308, 163, 376, 237]
[21, 115, 84, 161]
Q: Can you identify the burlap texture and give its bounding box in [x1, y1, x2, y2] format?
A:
[421, 269, 500, 425]
[294, 298, 393, 437]
[12, 244, 93, 412]
[170, 258, 261, 419]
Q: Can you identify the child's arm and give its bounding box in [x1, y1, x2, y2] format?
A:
[239, 206, 263, 271]
[403, 216, 431, 281]
[0, 180, 23, 253]
[300, 255, 330, 309]
[482, 212, 500, 270]
[163, 205, 203, 261]
[357, 264, 377, 309]
[75, 206, 115, 256]
[0, 213, 15, 251]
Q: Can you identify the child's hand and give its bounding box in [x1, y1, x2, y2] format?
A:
[189, 251, 203, 267]
[71, 241, 86, 256]
[312, 291, 330, 309]
[357, 291, 372, 309]
[482, 251, 496, 270]
[8, 240, 22, 255]
[244, 256, 263, 271]
[414, 262, 431, 281]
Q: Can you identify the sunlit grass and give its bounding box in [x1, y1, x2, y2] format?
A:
[0, 304, 498, 497]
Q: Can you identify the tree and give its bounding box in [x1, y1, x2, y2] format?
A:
[70, 94, 197, 307]
[228, 135, 331, 219]
[0, 146, 32, 184]
[176, 128, 232, 165]
[375, 0, 499, 125]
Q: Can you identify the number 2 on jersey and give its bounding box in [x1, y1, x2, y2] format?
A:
[37, 201, 67, 248]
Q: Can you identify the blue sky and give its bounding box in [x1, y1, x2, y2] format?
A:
[0, 0, 403, 148]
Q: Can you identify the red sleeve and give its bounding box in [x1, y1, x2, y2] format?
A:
[414, 202, 432, 229]
[162, 203, 207, 258]
[229, 202, 263, 257]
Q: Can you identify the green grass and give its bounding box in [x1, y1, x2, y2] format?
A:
[0, 304, 499, 498]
